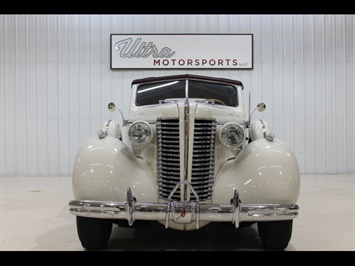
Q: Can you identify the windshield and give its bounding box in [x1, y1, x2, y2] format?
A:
[136, 79, 238, 107]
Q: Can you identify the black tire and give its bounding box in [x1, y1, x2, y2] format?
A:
[257, 220, 293, 250]
[76, 216, 113, 250]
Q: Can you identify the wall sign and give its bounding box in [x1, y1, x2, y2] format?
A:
[110, 34, 253, 70]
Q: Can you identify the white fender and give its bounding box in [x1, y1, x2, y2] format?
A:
[213, 138, 300, 205]
[72, 136, 157, 202]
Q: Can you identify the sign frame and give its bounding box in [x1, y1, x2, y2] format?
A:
[110, 34, 253, 70]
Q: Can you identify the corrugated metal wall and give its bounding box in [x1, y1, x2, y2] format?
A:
[0, 14, 354, 176]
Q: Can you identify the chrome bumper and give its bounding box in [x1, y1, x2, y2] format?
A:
[69, 183, 299, 229]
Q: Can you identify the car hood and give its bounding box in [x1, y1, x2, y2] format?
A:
[127, 100, 246, 124]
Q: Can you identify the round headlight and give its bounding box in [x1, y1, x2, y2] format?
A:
[128, 121, 152, 146]
[220, 123, 244, 147]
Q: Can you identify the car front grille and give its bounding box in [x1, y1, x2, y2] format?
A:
[156, 118, 216, 201]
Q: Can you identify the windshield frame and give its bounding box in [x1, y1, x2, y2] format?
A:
[135, 78, 239, 107]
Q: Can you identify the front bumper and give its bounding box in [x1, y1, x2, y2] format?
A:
[69, 182, 299, 229]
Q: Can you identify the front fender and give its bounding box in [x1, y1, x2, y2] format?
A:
[72, 136, 157, 202]
[214, 138, 300, 204]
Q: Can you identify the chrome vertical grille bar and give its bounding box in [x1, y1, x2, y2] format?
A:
[183, 80, 190, 200]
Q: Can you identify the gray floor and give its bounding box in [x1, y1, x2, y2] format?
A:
[0, 174, 354, 251]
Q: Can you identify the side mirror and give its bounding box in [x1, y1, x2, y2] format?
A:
[107, 102, 126, 126]
[257, 103, 266, 112]
[108, 102, 116, 112]
[248, 102, 267, 127]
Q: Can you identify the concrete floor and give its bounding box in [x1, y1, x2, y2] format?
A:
[0, 174, 354, 251]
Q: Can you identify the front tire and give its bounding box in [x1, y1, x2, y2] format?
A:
[76, 216, 113, 250]
[257, 220, 293, 250]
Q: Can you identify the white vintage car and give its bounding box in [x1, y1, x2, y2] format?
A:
[69, 74, 300, 250]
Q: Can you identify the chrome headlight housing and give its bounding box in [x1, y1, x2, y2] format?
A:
[128, 121, 152, 146]
[219, 122, 245, 147]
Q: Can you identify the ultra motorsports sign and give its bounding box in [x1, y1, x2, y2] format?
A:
[110, 34, 253, 70]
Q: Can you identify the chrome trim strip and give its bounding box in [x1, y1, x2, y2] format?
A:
[183, 79, 190, 200]
[127, 119, 156, 124]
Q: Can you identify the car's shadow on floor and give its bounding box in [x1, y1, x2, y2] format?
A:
[104, 223, 266, 251]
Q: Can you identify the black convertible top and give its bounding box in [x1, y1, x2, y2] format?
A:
[131, 74, 244, 89]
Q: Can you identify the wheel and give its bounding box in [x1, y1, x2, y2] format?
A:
[257, 220, 293, 250]
[76, 216, 113, 250]
[206, 98, 226, 105]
